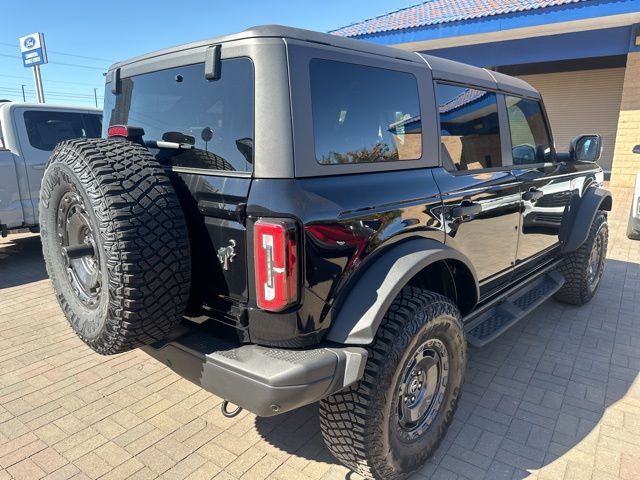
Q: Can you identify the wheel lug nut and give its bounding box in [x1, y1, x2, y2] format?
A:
[411, 396, 415, 402]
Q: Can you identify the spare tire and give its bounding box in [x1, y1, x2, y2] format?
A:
[39, 138, 191, 354]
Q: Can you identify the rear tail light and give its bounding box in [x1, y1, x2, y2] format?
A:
[107, 125, 128, 137]
[253, 218, 298, 311]
[107, 125, 145, 140]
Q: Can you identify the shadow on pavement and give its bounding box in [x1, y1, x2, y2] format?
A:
[0, 233, 47, 289]
[256, 258, 640, 479]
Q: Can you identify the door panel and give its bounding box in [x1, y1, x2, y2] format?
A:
[513, 166, 574, 263]
[434, 83, 519, 298]
[513, 164, 598, 272]
[0, 150, 26, 229]
[433, 167, 520, 296]
[504, 95, 603, 273]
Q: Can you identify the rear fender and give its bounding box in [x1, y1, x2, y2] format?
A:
[326, 238, 479, 345]
[560, 187, 612, 253]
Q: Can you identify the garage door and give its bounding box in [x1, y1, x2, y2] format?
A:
[519, 67, 625, 173]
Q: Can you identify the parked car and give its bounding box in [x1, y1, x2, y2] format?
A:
[0, 101, 102, 236]
[38, 26, 611, 480]
[627, 145, 640, 240]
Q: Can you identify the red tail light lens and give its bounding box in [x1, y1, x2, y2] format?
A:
[107, 125, 145, 140]
[254, 219, 298, 311]
[107, 125, 129, 137]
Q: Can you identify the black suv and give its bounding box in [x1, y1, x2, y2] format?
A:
[39, 26, 612, 480]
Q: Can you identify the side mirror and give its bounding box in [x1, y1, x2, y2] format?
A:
[633, 145, 640, 155]
[569, 134, 602, 162]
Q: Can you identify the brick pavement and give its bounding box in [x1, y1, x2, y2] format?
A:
[0, 187, 638, 480]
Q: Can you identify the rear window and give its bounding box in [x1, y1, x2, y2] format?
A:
[23, 111, 102, 151]
[103, 58, 254, 172]
[310, 59, 421, 165]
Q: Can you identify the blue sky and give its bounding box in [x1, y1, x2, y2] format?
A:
[0, 0, 414, 107]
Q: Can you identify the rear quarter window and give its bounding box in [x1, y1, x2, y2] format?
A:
[103, 58, 254, 173]
[310, 59, 421, 165]
[23, 111, 102, 151]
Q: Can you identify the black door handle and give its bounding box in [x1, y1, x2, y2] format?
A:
[451, 201, 482, 219]
[522, 189, 544, 202]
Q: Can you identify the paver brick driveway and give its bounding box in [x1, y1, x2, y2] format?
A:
[1, 186, 638, 480]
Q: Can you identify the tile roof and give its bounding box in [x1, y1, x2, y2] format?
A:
[330, 0, 589, 38]
[439, 88, 488, 114]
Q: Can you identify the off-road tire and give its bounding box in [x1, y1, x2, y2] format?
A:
[555, 212, 608, 305]
[39, 138, 191, 354]
[319, 288, 466, 480]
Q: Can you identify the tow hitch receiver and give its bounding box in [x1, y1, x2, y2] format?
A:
[221, 400, 243, 418]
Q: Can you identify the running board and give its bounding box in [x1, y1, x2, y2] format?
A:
[464, 271, 565, 348]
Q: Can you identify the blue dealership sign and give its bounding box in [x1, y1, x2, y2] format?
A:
[18, 32, 48, 68]
[22, 48, 46, 67]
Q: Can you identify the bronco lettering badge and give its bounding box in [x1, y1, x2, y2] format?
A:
[217, 239, 237, 271]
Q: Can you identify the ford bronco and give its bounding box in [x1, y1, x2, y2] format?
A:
[39, 26, 612, 479]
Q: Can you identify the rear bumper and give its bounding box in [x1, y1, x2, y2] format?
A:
[142, 327, 367, 417]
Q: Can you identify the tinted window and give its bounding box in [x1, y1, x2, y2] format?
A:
[505, 97, 553, 165]
[310, 59, 421, 164]
[104, 58, 254, 172]
[23, 111, 102, 151]
[437, 83, 502, 171]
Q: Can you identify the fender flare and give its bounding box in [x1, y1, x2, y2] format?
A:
[326, 238, 479, 345]
[560, 187, 612, 253]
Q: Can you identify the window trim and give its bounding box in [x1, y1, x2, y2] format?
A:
[286, 39, 438, 177]
[435, 80, 513, 174]
[503, 94, 557, 170]
[309, 58, 423, 166]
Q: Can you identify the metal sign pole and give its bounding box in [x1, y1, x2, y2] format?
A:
[32, 65, 45, 103]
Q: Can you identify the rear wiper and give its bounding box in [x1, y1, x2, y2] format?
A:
[144, 140, 193, 150]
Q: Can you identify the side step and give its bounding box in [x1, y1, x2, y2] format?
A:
[464, 271, 565, 348]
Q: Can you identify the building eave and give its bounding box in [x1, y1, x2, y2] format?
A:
[392, 11, 640, 52]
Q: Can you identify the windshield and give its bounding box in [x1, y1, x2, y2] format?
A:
[103, 58, 254, 172]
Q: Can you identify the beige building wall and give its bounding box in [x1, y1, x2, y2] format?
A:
[518, 68, 625, 173]
[611, 52, 640, 187]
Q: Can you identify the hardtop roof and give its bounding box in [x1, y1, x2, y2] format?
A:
[106, 24, 539, 99]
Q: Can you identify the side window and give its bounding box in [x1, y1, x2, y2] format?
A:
[310, 59, 421, 164]
[436, 83, 502, 171]
[0, 121, 4, 149]
[505, 96, 553, 165]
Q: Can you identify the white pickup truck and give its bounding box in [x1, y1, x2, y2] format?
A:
[0, 101, 102, 236]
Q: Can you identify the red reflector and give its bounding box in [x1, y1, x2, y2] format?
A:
[254, 219, 298, 312]
[107, 125, 129, 137]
